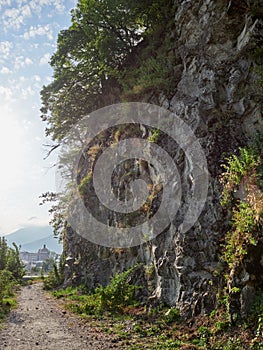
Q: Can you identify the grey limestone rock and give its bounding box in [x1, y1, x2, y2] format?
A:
[63, 0, 263, 317]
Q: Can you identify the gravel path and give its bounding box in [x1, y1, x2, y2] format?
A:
[0, 283, 116, 350]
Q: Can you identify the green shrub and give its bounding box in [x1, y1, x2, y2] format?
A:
[220, 147, 260, 207]
[52, 265, 141, 316]
[0, 238, 24, 322]
[220, 142, 263, 273]
[95, 265, 141, 312]
[121, 54, 173, 97]
[164, 307, 180, 324]
[223, 201, 257, 270]
[43, 255, 65, 290]
[220, 140, 263, 322]
[78, 172, 93, 196]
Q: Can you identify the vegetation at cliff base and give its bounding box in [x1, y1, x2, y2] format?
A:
[0, 237, 24, 322]
[220, 141, 263, 285]
[46, 265, 263, 349]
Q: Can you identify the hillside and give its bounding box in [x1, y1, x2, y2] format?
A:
[21, 235, 62, 254]
[3, 226, 62, 253]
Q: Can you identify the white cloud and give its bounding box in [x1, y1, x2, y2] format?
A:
[14, 56, 23, 70]
[0, 0, 11, 10]
[23, 24, 53, 41]
[38, 0, 65, 13]
[2, 5, 32, 29]
[40, 53, 51, 65]
[30, 43, 40, 49]
[33, 75, 41, 82]
[2, 0, 65, 30]
[21, 86, 35, 99]
[0, 67, 12, 74]
[14, 56, 33, 70]
[21, 4, 32, 17]
[0, 41, 13, 60]
[0, 85, 13, 100]
[25, 57, 33, 65]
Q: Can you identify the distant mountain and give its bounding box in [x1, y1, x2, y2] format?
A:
[3, 226, 62, 254]
[22, 235, 62, 254]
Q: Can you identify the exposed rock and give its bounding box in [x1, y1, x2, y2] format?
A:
[63, 0, 263, 317]
[241, 284, 255, 319]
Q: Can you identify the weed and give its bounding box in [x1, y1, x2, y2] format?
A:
[164, 308, 180, 324]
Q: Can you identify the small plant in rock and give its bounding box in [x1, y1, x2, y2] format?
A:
[222, 201, 257, 270]
[198, 325, 212, 347]
[78, 172, 93, 197]
[148, 128, 161, 143]
[219, 140, 263, 326]
[220, 147, 260, 207]
[164, 307, 180, 324]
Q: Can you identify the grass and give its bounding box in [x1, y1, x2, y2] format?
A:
[49, 283, 263, 349]
[0, 279, 32, 328]
[0, 292, 18, 328]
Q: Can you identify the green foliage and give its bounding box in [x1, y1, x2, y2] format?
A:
[40, 0, 176, 237]
[246, 292, 263, 348]
[6, 243, 24, 281]
[0, 270, 14, 303]
[223, 201, 257, 270]
[41, 0, 174, 141]
[52, 265, 140, 316]
[0, 238, 24, 322]
[43, 254, 65, 290]
[96, 265, 140, 312]
[78, 172, 93, 196]
[42, 256, 57, 273]
[220, 140, 263, 322]
[0, 238, 24, 284]
[221, 337, 242, 350]
[163, 307, 180, 324]
[220, 147, 260, 207]
[198, 325, 211, 347]
[220, 142, 263, 270]
[0, 237, 8, 271]
[148, 128, 161, 143]
[214, 320, 230, 333]
[121, 54, 173, 97]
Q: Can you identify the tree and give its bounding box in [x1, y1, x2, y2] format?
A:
[40, 0, 172, 142]
[40, 0, 175, 239]
[0, 237, 8, 271]
[0, 239, 25, 307]
[42, 257, 56, 273]
[6, 243, 24, 282]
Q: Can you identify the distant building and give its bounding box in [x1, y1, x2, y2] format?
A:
[19, 244, 50, 264]
[19, 251, 38, 263]
[37, 244, 50, 261]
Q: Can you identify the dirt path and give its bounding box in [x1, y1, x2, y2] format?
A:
[0, 283, 116, 350]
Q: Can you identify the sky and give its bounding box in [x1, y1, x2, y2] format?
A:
[0, 0, 77, 234]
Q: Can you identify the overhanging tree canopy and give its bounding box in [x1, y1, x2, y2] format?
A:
[40, 0, 172, 142]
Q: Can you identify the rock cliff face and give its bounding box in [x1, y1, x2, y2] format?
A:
[63, 0, 263, 317]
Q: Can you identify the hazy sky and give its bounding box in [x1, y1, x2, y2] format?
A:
[0, 0, 77, 234]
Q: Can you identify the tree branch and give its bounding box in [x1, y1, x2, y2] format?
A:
[43, 144, 60, 160]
